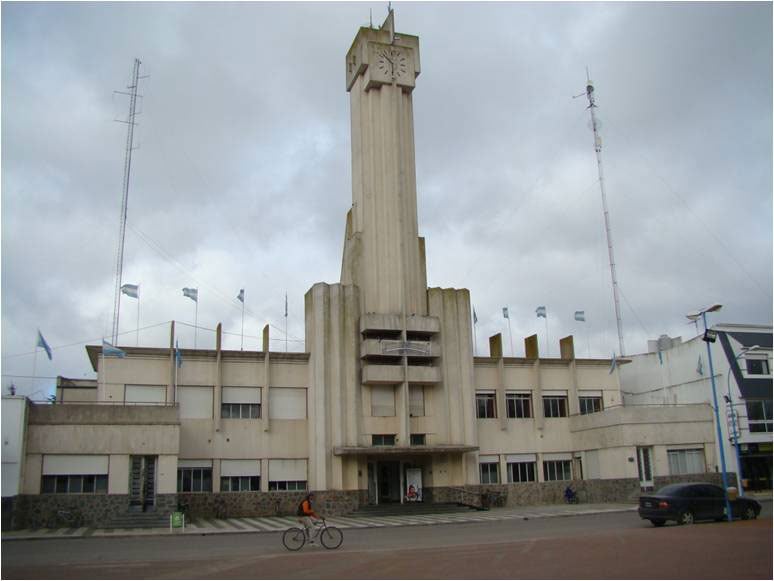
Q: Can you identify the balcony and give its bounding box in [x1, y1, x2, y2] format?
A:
[361, 338, 440, 359]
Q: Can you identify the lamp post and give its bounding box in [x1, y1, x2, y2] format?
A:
[687, 304, 733, 522]
[724, 345, 760, 497]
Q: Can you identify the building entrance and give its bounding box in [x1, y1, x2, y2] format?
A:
[129, 455, 156, 511]
[367, 460, 425, 505]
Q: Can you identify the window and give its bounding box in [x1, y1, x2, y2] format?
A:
[667, 448, 706, 475]
[479, 462, 500, 484]
[409, 385, 425, 417]
[746, 357, 770, 376]
[268, 459, 307, 491]
[177, 386, 214, 419]
[269, 388, 307, 419]
[222, 387, 261, 419]
[476, 392, 497, 418]
[221, 403, 260, 419]
[579, 396, 603, 415]
[372, 434, 396, 446]
[410, 434, 426, 446]
[268, 480, 307, 491]
[507, 461, 536, 483]
[41, 474, 107, 494]
[543, 460, 572, 481]
[506, 393, 532, 418]
[221, 476, 260, 492]
[543, 396, 568, 418]
[177, 467, 213, 492]
[746, 400, 773, 433]
[371, 386, 396, 417]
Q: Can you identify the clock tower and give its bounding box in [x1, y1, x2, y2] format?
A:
[341, 10, 427, 317]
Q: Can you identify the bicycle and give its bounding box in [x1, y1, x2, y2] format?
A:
[282, 517, 343, 551]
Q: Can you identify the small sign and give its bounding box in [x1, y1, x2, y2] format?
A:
[170, 511, 185, 530]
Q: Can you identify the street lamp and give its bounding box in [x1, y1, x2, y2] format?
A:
[724, 345, 761, 497]
[687, 304, 733, 522]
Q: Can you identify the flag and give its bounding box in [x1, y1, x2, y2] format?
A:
[502, 307, 509, 319]
[608, 353, 617, 374]
[37, 330, 52, 360]
[657, 350, 663, 365]
[175, 340, 183, 368]
[102, 339, 126, 358]
[696, 355, 704, 376]
[473, 307, 478, 324]
[536, 306, 547, 318]
[236, 289, 244, 303]
[284, 293, 288, 318]
[182, 287, 198, 302]
[121, 283, 139, 299]
[574, 310, 585, 322]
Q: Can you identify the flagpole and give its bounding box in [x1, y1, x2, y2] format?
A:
[136, 295, 140, 347]
[473, 311, 478, 357]
[194, 301, 198, 349]
[31, 344, 38, 399]
[544, 316, 549, 357]
[241, 300, 245, 351]
[507, 317, 514, 357]
[284, 292, 288, 353]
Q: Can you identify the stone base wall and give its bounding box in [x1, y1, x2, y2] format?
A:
[8, 494, 178, 530]
[428, 472, 731, 508]
[177, 489, 367, 519]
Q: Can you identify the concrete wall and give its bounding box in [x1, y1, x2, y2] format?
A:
[1, 397, 28, 497]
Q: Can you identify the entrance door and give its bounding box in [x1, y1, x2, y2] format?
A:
[129, 455, 157, 511]
[377, 461, 401, 503]
[636, 447, 654, 490]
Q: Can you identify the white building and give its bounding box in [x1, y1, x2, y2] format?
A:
[2, 11, 723, 530]
[620, 324, 772, 491]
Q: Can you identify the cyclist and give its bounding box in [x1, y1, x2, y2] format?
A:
[296, 492, 321, 544]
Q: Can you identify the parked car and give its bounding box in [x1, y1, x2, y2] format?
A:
[638, 482, 761, 526]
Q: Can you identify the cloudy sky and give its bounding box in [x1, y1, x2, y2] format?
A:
[2, 1, 772, 398]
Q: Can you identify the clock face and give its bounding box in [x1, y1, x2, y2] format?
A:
[376, 47, 409, 80]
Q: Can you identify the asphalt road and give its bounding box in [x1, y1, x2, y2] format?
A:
[3, 510, 772, 579]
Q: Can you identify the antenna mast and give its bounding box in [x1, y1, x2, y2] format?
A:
[585, 74, 625, 356]
[111, 58, 143, 345]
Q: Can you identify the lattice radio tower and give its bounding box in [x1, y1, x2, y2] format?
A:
[111, 58, 145, 345]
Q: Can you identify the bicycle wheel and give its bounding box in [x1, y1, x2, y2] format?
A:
[320, 525, 343, 549]
[282, 527, 306, 551]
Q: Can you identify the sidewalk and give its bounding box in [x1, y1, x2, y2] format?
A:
[2, 502, 637, 541]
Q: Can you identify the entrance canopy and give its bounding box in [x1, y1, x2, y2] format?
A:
[333, 445, 478, 457]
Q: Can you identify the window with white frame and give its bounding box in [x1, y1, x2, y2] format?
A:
[41, 455, 109, 494]
[177, 460, 213, 492]
[667, 448, 706, 475]
[221, 387, 261, 419]
[371, 385, 396, 417]
[125, 384, 166, 405]
[506, 392, 532, 418]
[479, 456, 500, 484]
[543, 456, 572, 481]
[476, 391, 497, 418]
[410, 434, 426, 446]
[506, 454, 537, 482]
[745, 356, 771, 376]
[268, 459, 307, 491]
[409, 385, 425, 417]
[220, 460, 261, 492]
[543, 394, 568, 418]
[578, 395, 603, 415]
[746, 400, 773, 433]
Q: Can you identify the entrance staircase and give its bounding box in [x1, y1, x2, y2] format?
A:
[349, 502, 477, 518]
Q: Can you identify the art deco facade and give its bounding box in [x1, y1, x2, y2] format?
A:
[2, 12, 721, 528]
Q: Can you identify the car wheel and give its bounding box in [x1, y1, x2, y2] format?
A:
[650, 519, 666, 527]
[742, 506, 757, 520]
[677, 510, 695, 525]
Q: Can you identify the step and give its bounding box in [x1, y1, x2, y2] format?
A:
[350, 503, 477, 517]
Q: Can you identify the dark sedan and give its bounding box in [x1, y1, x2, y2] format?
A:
[638, 482, 761, 526]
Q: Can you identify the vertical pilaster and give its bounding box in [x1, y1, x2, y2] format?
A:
[262, 325, 271, 432]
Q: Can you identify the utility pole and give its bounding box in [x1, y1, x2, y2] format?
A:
[583, 73, 625, 356]
[111, 58, 145, 345]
